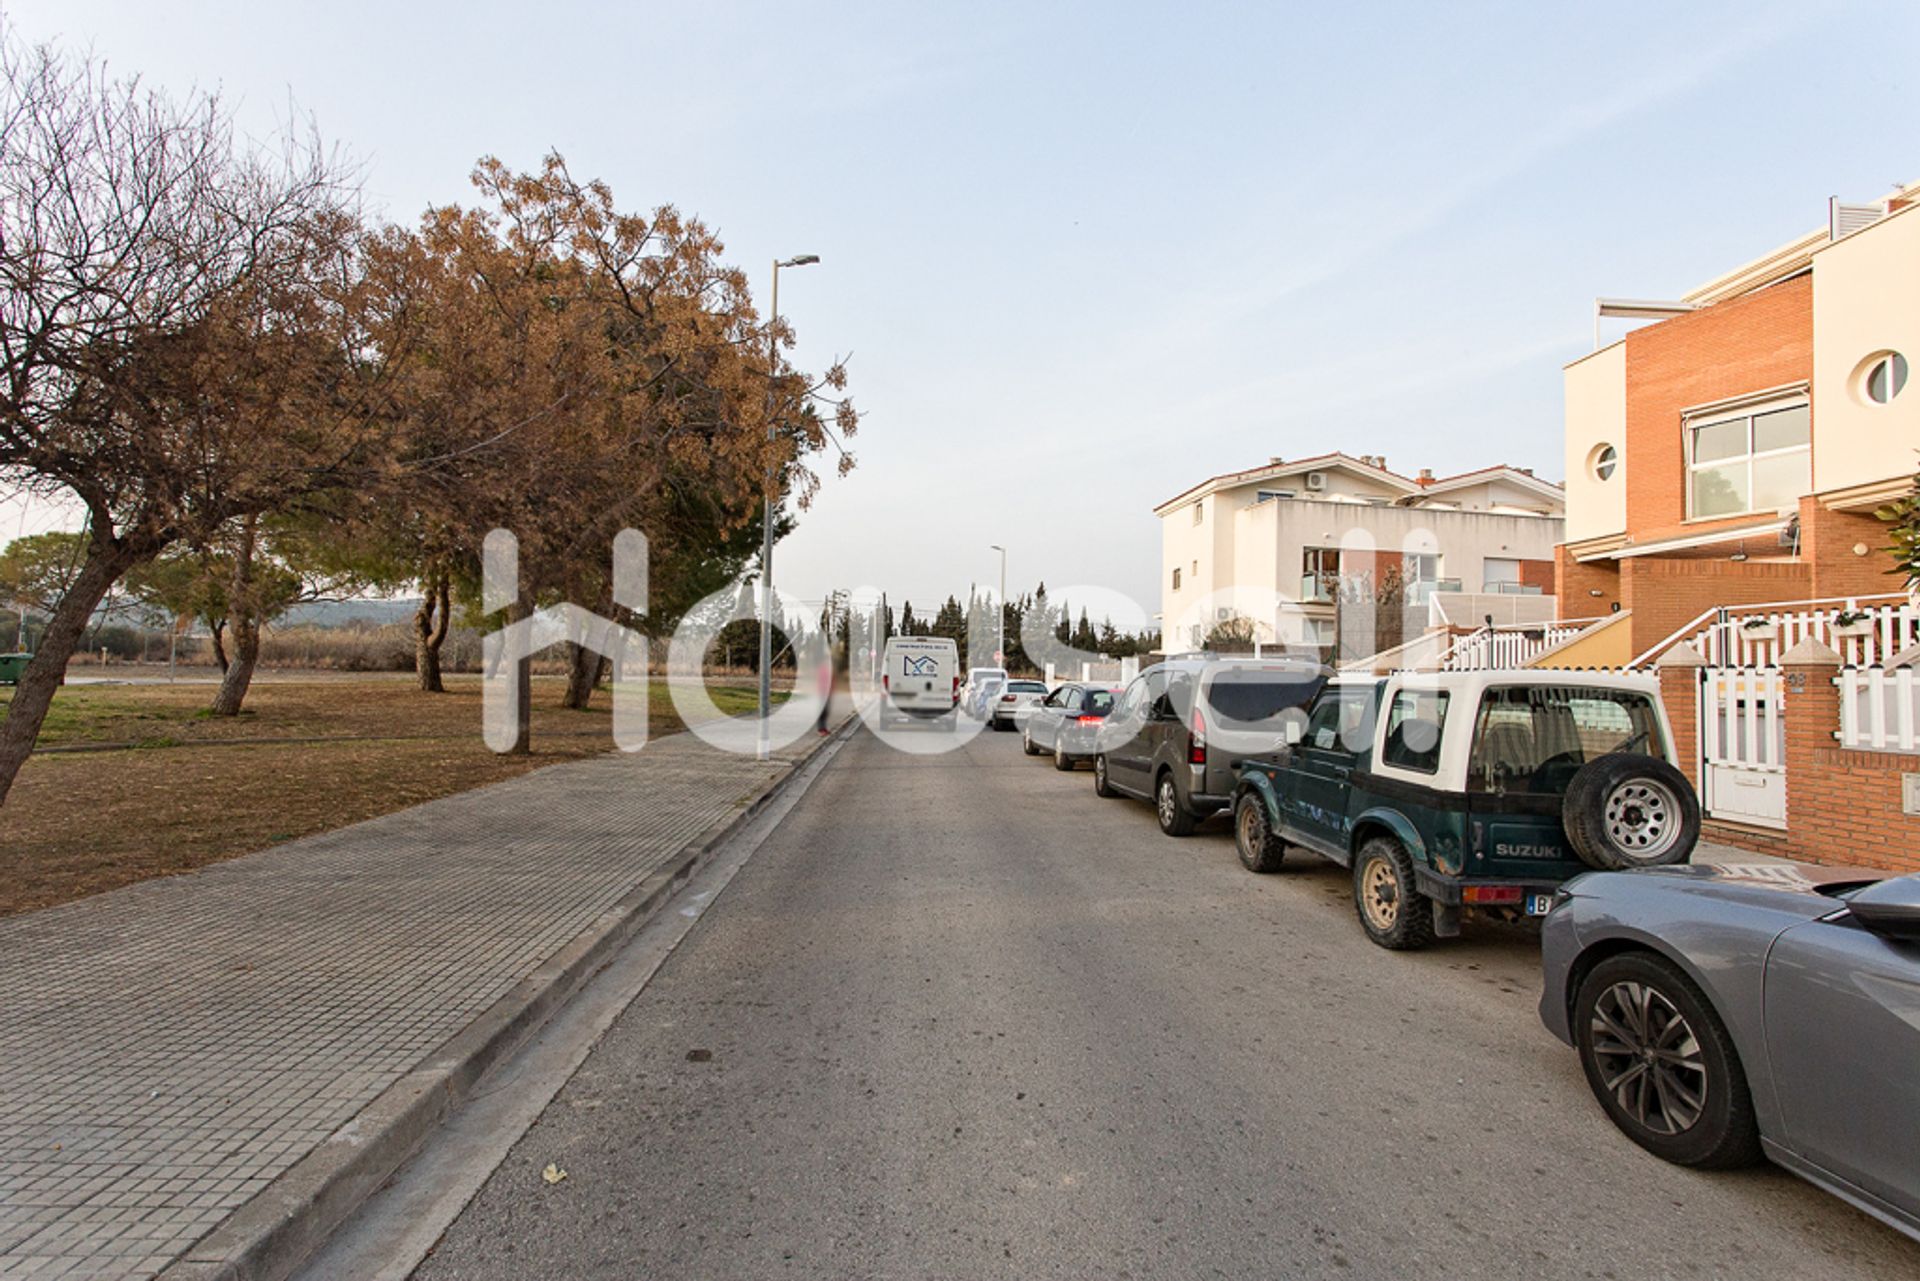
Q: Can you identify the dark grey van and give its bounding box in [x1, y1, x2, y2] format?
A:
[1092, 656, 1328, 836]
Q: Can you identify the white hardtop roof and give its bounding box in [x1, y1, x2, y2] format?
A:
[1329, 669, 1659, 694]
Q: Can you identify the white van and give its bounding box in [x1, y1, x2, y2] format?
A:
[882, 635, 960, 726]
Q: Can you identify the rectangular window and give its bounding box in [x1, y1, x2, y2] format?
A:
[1687, 403, 1809, 518]
[1483, 557, 1520, 589]
[1171, 567, 1182, 591]
[1192, 502, 1204, 525]
[1382, 689, 1449, 773]
[1466, 686, 1665, 795]
[1256, 488, 1296, 503]
[1301, 547, 1340, 603]
[1404, 552, 1440, 583]
[1304, 685, 1376, 754]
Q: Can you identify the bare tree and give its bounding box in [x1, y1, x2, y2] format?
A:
[0, 34, 386, 803]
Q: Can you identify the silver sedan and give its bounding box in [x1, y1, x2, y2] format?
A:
[1539, 862, 1920, 1242]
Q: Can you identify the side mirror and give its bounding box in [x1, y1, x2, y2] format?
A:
[1846, 877, 1920, 943]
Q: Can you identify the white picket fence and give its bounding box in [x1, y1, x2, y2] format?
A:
[1638, 595, 1917, 669]
[1837, 667, 1920, 753]
[1699, 667, 1787, 828]
[1440, 620, 1595, 671]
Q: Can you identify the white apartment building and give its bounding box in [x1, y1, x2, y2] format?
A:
[1155, 452, 1566, 654]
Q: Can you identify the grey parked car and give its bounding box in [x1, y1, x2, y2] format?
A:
[1021, 683, 1121, 770]
[1539, 863, 1920, 1242]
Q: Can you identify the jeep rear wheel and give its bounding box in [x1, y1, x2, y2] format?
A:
[1565, 754, 1700, 871]
[1234, 792, 1286, 873]
[1352, 836, 1435, 950]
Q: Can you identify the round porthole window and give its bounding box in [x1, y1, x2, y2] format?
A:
[1589, 443, 1618, 481]
[1865, 352, 1909, 405]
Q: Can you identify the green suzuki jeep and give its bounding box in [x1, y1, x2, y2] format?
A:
[1230, 671, 1699, 950]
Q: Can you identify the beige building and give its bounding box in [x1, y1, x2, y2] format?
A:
[1154, 452, 1565, 655]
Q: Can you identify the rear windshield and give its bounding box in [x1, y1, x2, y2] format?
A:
[1204, 668, 1328, 726]
[1467, 685, 1664, 795]
[1086, 690, 1116, 714]
[1007, 681, 1047, 693]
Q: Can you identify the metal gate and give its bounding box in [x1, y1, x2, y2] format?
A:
[1699, 667, 1786, 829]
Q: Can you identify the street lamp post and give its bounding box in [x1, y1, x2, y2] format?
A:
[758, 254, 820, 762]
[989, 544, 1006, 666]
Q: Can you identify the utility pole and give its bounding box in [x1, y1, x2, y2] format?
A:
[756, 253, 819, 762]
[989, 545, 1007, 666]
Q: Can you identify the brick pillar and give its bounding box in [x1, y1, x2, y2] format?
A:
[1654, 641, 1706, 794]
[1779, 637, 1843, 863]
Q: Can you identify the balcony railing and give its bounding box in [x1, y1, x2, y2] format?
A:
[1405, 576, 1462, 605]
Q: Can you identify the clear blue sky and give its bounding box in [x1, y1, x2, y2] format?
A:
[7, 0, 1917, 622]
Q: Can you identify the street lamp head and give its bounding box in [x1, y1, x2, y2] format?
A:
[990, 544, 1004, 553]
[781, 254, 820, 267]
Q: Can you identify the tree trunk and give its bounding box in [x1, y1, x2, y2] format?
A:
[561, 643, 609, 710]
[209, 611, 260, 715]
[414, 570, 450, 693]
[560, 582, 615, 709]
[208, 516, 260, 717]
[0, 543, 138, 807]
[210, 618, 229, 673]
[506, 596, 531, 755]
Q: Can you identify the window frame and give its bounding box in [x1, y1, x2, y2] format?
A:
[1866, 352, 1909, 406]
[1380, 688, 1450, 775]
[1683, 398, 1810, 521]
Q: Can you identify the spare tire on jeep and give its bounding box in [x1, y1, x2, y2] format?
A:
[1563, 753, 1699, 871]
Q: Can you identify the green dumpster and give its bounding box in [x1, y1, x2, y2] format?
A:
[0, 653, 30, 686]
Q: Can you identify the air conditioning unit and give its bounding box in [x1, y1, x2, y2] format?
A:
[1304, 472, 1327, 492]
[1216, 607, 1232, 621]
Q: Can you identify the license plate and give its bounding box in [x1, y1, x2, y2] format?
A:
[1525, 894, 1556, 917]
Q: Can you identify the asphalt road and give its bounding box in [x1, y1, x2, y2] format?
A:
[413, 721, 1920, 1280]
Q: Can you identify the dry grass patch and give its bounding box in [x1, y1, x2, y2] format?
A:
[0, 675, 774, 915]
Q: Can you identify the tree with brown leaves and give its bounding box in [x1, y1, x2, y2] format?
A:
[0, 35, 394, 803]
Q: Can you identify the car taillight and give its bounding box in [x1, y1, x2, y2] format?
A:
[1076, 715, 1103, 725]
[882, 675, 890, 691]
[1462, 885, 1524, 906]
[1001, 693, 1016, 702]
[1189, 708, 1207, 765]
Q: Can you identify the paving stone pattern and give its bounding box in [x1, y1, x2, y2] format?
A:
[0, 729, 810, 1279]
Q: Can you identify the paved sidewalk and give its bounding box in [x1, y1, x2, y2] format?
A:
[0, 724, 831, 1280]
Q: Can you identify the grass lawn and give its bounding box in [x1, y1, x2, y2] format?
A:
[0, 675, 780, 917]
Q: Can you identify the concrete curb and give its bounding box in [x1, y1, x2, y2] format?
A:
[157, 716, 858, 1281]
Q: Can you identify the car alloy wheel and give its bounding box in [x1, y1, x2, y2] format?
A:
[1360, 857, 1399, 931]
[1604, 779, 1681, 861]
[1588, 980, 1707, 1136]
